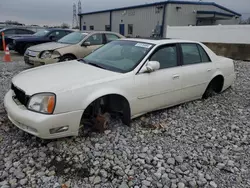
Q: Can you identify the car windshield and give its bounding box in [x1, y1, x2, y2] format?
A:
[58, 32, 87, 44]
[81, 40, 154, 73]
[33, 29, 49, 36]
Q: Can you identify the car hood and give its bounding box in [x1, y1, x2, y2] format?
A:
[28, 42, 71, 51]
[12, 60, 120, 95]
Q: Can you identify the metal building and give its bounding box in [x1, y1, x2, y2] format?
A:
[78, 1, 241, 38]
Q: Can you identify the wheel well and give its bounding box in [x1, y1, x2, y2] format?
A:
[62, 53, 77, 59]
[81, 94, 131, 128]
[210, 75, 224, 93]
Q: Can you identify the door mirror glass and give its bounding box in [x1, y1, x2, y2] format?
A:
[141, 61, 160, 73]
[82, 41, 91, 46]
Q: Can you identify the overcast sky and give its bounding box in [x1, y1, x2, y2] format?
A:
[0, 0, 249, 26]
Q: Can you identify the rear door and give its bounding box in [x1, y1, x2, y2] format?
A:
[179, 43, 215, 101]
[16, 29, 34, 35]
[3, 29, 16, 36]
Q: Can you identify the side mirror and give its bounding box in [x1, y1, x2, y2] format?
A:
[82, 41, 90, 47]
[141, 61, 160, 73]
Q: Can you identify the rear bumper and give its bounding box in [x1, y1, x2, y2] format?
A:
[24, 55, 59, 66]
[4, 90, 83, 139]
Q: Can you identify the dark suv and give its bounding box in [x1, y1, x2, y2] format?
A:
[10, 28, 73, 54]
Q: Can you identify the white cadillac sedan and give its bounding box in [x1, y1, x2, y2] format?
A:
[4, 38, 235, 139]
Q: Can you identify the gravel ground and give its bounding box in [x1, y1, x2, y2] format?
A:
[0, 61, 250, 188]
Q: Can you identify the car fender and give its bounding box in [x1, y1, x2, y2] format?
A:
[204, 70, 224, 90]
[81, 87, 131, 111]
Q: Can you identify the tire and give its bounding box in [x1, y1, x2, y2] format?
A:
[20, 43, 33, 55]
[203, 82, 215, 99]
[59, 55, 76, 62]
[121, 100, 131, 126]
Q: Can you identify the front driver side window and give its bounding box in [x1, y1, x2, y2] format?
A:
[150, 44, 178, 69]
[85, 34, 103, 45]
[48, 31, 64, 40]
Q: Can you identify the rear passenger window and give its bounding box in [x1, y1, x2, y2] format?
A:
[181, 44, 201, 65]
[197, 44, 211, 62]
[105, 34, 119, 43]
[150, 45, 177, 69]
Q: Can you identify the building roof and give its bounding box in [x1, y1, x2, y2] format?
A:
[196, 11, 235, 17]
[79, 0, 241, 17]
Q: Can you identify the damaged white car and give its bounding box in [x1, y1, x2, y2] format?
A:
[4, 38, 235, 139]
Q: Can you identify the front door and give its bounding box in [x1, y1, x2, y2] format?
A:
[119, 24, 125, 36]
[77, 33, 104, 58]
[141, 44, 182, 112]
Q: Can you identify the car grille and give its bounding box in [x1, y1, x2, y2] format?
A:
[11, 83, 30, 106]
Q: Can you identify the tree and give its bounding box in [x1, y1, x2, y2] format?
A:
[72, 26, 79, 29]
[239, 17, 250, 24]
[61, 23, 70, 29]
[5, 20, 24, 26]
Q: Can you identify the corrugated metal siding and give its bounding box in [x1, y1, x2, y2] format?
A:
[81, 12, 110, 31]
[112, 6, 164, 37]
[166, 4, 238, 26]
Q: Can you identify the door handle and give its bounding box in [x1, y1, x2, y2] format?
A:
[207, 69, 212, 72]
[172, 75, 180, 79]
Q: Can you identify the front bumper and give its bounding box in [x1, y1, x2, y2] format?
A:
[24, 55, 60, 66]
[4, 90, 83, 139]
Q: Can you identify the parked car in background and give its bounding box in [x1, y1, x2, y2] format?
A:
[10, 28, 73, 54]
[24, 31, 124, 66]
[4, 38, 235, 139]
[0, 27, 34, 50]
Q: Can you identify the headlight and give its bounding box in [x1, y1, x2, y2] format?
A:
[28, 93, 56, 114]
[25, 49, 29, 55]
[40, 51, 52, 59]
[51, 51, 61, 59]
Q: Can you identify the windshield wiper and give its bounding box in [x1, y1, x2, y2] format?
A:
[78, 59, 88, 63]
[78, 59, 107, 70]
[87, 62, 107, 70]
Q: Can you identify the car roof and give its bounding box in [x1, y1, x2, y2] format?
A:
[79, 30, 121, 35]
[120, 38, 200, 45]
[46, 28, 73, 32]
[1, 27, 32, 31]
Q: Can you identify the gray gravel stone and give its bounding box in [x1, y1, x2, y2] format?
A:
[0, 61, 250, 187]
[142, 180, 151, 186]
[119, 182, 129, 188]
[177, 182, 185, 188]
[210, 181, 218, 188]
[14, 170, 25, 179]
[93, 176, 101, 185]
[167, 158, 175, 165]
[175, 156, 184, 163]
[20, 178, 28, 185]
[156, 154, 164, 159]
[188, 180, 197, 188]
